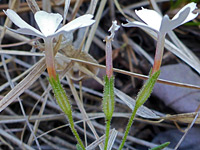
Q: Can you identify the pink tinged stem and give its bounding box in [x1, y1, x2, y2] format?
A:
[152, 33, 166, 75]
[105, 38, 113, 79]
[44, 37, 57, 79]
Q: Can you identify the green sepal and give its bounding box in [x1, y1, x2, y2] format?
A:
[135, 69, 160, 109]
[49, 75, 72, 116]
[49, 75, 85, 150]
[102, 75, 115, 121]
[149, 142, 170, 150]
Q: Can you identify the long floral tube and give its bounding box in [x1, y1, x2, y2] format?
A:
[103, 20, 119, 150]
[151, 33, 165, 75]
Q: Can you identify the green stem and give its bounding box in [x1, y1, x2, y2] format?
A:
[118, 106, 138, 150]
[119, 70, 160, 150]
[68, 114, 85, 150]
[49, 75, 85, 150]
[104, 119, 111, 150]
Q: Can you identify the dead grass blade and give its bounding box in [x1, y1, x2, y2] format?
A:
[86, 129, 117, 150]
[107, 129, 118, 150]
[85, 0, 107, 52]
[114, 88, 159, 119]
[0, 58, 46, 112]
[67, 77, 104, 150]
[0, 128, 34, 150]
[61, 55, 200, 90]
[161, 112, 200, 124]
[26, 0, 40, 13]
[174, 112, 199, 150]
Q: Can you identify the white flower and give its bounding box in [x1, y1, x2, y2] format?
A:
[4, 9, 95, 39]
[123, 2, 198, 34]
[107, 20, 120, 40]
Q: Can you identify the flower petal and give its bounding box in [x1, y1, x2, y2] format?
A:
[158, 15, 170, 34]
[160, 7, 190, 34]
[122, 20, 158, 33]
[172, 2, 198, 25]
[55, 14, 95, 35]
[135, 8, 162, 31]
[4, 9, 43, 37]
[107, 20, 120, 40]
[6, 27, 45, 38]
[34, 11, 63, 37]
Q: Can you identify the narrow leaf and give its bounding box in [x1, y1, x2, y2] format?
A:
[149, 142, 170, 150]
[49, 75, 72, 116]
[136, 70, 160, 108]
[102, 76, 115, 120]
[76, 144, 83, 150]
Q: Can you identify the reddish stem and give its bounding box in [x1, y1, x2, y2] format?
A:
[105, 38, 113, 79]
[44, 37, 57, 79]
[152, 59, 161, 76]
[151, 33, 165, 75]
[47, 67, 56, 79]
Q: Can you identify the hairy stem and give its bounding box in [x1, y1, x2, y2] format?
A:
[49, 75, 85, 150]
[104, 119, 111, 150]
[119, 70, 160, 149]
[118, 106, 138, 150]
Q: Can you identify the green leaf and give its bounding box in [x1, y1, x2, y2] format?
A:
[49, 75, 72, 116]
[184, 22, 200, 26]
[149, 142, 170, 150]
[135, 70, 160, 108]
[76, 144, 83, 150]
[102, 76, 115, 120]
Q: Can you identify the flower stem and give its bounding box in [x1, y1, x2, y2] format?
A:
[152, 33, 165, 75]
[44, 37, 57, 79]
[118, 106, 138, 150]
[104, 119, 111, 150]
[45, 37, 84, 149]
[118, 70, 160, 150]
[49, 75, 85, 150]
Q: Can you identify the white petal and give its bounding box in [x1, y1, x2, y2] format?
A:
[34, 11, 63, 37]
[4, 9, 43, 37]
[172, 2, 198, 25]
[122, 20, 158, 33]
[160, 8, 190, 33]
[135, 8, 162, 31]
[159, 15, 171, 34]
[6, 27, 45, 38]
[108, 20, 120, 40]
[55, 14, 95, 35]
[108, 20, 120, 32]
